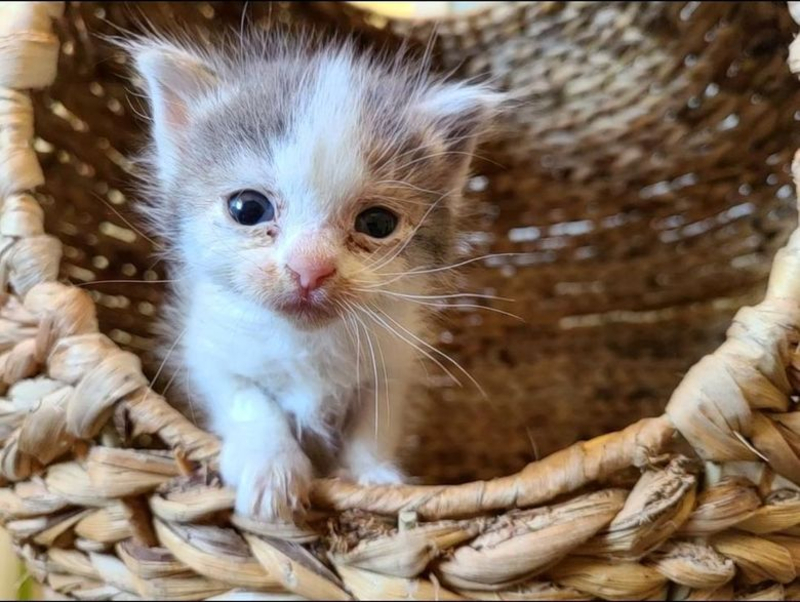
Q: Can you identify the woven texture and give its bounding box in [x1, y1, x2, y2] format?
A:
[26, 1, 800, 484]
[3, 1, 800, 600]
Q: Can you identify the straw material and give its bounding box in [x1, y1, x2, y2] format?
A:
[3, 1, 800, 599]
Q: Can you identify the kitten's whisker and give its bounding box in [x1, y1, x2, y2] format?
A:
[336, 301, 357, 348]
[335, 301, 363, 408]
[370, 294, 526, 322]
[91, 191, 163, 250]
[337, 301, 363, 372]
[348, 309, 363, 407]
[344, 300, 381, 438]
[431, 302, 524, 322]
[354, 316, 362, 408]
[160, 364, 181, 396]
[369, 311, 391, 430]
[142, 326, 187, 413]
[372, 304, 487, 399]
[76, 278, 179, 287]
[367, 252, 524, 287]
[353, 302, 464, 390]
[355, 288, 514, 303]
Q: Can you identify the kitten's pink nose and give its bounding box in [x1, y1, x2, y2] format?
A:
[287, 256, 337, 293]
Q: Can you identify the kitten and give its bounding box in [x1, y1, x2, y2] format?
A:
[124, 30, 502, 522]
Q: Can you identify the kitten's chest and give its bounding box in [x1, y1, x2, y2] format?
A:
[187, 294, 360, 393]
[228, 331, 355, 392]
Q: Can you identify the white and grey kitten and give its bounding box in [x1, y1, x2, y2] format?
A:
[124, 30, 501, 522]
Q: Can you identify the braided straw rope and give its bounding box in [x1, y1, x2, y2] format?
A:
[3, 1, 800, 600]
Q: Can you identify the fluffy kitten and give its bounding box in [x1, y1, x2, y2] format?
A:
[124, 30, 501, 522]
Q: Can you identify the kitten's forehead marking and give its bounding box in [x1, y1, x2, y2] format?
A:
[272, 52, 365, 223]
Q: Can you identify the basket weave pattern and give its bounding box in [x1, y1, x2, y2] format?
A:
[3, 1, 800, 600]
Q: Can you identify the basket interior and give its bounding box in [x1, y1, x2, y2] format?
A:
[29, 0, 800, 484]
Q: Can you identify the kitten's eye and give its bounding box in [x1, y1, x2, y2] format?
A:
[355, 206, 398, 239]
[227, 190, 275, 226]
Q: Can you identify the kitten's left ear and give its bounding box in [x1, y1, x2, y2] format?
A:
[418, 83, 506, 157]
[123, 38, 219, 176]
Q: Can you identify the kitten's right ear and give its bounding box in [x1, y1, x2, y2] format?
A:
[123, 38, 218, 170]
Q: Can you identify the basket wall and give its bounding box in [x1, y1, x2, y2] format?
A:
[28, 1, 800, 484]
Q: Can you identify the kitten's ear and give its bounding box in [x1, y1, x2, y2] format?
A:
[418, 83, 505, 157]
[124, 38, 218, 172]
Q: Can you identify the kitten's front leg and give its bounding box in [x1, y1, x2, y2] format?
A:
[338, 384, 406, 486]
[216, 385, 313, 522]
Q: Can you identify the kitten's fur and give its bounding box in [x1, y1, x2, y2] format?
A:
[124, 30, 501, 522]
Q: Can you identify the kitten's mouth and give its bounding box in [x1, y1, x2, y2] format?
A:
[273, 294, 338, 325]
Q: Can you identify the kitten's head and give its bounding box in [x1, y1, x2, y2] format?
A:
[126, 32, 502, 328]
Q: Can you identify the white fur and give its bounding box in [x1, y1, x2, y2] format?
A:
[272, 52, 366, 219]
[182, 277, 415, 520]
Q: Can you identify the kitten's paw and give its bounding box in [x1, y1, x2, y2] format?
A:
[338, 462, 405, 486]
[235, 452, 313, 522]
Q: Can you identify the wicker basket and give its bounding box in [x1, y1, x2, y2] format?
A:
[4, 1, 800, 599]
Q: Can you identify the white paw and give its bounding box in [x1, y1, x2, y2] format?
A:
[238, 452, 313, 522]
[339, 461, 405, 486]
[221, 444, 313, 522]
